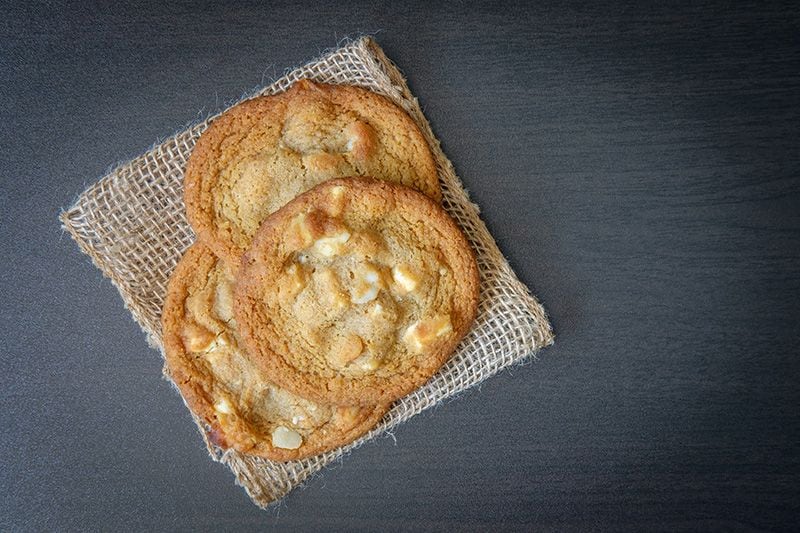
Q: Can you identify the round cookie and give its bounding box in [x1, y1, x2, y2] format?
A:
[234, 177, 480, 406]
[161, 243, 388, 461]
[184, 79, 441, 267]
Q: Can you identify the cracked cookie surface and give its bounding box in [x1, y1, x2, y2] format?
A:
[234, 177, 480, 406]
[161, 243, 388, 461]
[184, 79, 440, 267]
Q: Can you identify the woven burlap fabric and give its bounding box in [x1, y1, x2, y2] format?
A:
[60, 37, 554, 508]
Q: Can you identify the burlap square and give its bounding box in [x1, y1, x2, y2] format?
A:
[60, 37, 554, 508]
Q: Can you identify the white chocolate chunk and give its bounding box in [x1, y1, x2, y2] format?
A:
[288, 213, 315, 248]
[183, 323, 216, 353]
[199, 333, 230, 364]
[312, 230, 350, 257]
[214, 280, 235, 322]
[328, 185, 346, 216]
[210, 333, 229, 351]
[186, 334, 215, 353]
[272, 426, 303, 449]
[354, 353, 381, 372]
[214, 398, 235, 415]
[351, 263, 383, 304]
[351, 283, 379, 304]
[283, 263, 307, 296]
[392, 264, 420, 293]
[403, 315, 453, 353]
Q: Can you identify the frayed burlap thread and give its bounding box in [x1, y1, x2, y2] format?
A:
[60, 37, 553, 508]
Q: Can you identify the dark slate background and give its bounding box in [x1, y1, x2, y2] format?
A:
[2, 1, 799, 530]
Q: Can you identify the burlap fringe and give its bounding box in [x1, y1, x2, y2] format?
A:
[60, 36, 554, 508]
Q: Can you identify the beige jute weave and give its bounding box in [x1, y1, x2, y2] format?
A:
[60, 37, 554, 508]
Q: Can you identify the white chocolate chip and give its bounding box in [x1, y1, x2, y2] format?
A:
[214, 281, 235, 322]
[214, 398, 234, 415]
[356, 354, 380, 372]
[351, 283, 379, 304]
[312, 230, 351, 257]
[288, 213, 315, 248]
[183, 324, 217, 353]
[328, 185, 347, 216]
[291, 415, 305, 425]
[351, 263, 383, 304]
[392, 264, 420, 293]
[186, 335, 214, 353]
[403, 315, 453, 353]
[208, 333, 229, 352]
[282, 263, 307, 298]
[272, 426, 303, 449]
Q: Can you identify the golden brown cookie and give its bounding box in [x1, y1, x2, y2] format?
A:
[184, 79, 440, 267]
[234, 177, 480, 406]
[161, 243, 388, 461]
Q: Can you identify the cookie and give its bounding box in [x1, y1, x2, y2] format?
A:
[234, 177, 480, 406]
[184, 79, 441, 267]
[161, 243, 388, 461]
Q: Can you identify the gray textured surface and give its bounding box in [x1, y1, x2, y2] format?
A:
[2, 1, 799, 531]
